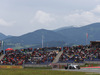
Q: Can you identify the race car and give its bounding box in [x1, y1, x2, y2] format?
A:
[65, 64, 80, 69]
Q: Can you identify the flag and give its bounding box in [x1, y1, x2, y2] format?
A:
[86, 33, 88, 39]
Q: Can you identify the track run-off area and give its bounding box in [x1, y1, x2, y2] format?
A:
[52, 66, 100, 74]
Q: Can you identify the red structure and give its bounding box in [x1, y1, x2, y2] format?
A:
[5, 48, 14, 51]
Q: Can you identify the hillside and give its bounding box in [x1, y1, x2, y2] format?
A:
[3, 29, 67, 49]
[1, 23, 100, 49]
[56, 23, 100, 45]
[0, 33, 11, 40]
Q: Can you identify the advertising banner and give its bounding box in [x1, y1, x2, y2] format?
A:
[0, 65, 23, 69]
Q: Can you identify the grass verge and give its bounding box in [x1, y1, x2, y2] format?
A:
[0, 68, 99, 75]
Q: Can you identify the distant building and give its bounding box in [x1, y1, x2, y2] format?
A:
[90, 41, 100, 47]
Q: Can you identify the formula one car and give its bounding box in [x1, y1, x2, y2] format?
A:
[65, 64, 80, 69]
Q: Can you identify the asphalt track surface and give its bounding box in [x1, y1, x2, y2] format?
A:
[52, 68, 100, 74]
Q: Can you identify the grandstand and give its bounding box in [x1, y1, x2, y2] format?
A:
[58, 45, 100, 64]
[0, 47, 60, 65]
[0, 44, 100, 68]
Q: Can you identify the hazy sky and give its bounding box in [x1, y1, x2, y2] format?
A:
[0, 0, 100, 36]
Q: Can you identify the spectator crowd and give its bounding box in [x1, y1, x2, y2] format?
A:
[0, 47, 59, 65]
[1, 45, 100, 65]
[59, 45, 100, 63]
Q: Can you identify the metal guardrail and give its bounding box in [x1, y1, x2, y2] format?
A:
[24, 64, 50, 67]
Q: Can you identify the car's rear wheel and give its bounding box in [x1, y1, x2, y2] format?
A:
[65, 66, 68, 69]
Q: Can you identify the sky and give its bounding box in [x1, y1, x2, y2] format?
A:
[0, 0, 100, 36]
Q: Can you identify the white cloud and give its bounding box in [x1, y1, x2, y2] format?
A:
[95, 0, 100, 2]
[0, 19, 16, 26]
[30, 10, 55, 25]
[64, 5, 100, 27]
[91, 5, 100, 13]
[30, 5, 100, 29]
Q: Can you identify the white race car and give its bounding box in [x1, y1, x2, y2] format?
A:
[65, 64, 80, 69]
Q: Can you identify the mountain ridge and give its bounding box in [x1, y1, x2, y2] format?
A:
[1, 22, 100, 49]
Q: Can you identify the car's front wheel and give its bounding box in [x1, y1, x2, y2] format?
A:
[77, 66, 80, 69]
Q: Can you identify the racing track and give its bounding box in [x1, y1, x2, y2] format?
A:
[52, 66, 100, 74]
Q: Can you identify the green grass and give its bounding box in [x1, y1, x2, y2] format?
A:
[12, 44, 39, 49]
[0, 69, 99, 75]
[23, 44, 38, 48]
[13, 46, 24, 49]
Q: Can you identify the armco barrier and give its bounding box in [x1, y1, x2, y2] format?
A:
[24, 64, 49, 67]
[85, 61, 100, 64]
